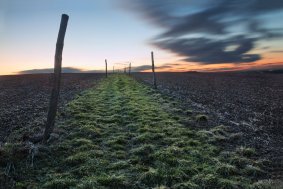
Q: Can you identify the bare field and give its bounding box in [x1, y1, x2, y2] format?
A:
[133, 72, 283, 159]
[0, 73, 103, 143]
[0, 72, 282, 180]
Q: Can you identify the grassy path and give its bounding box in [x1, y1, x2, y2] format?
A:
[3, 75, 267, 188]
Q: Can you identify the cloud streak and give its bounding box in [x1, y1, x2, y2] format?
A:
[18, 67, 104, 74]
[154, 36, 261, 64]
[122, 0, 283, 65]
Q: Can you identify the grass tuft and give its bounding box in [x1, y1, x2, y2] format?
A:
[195, 114, 208, 123]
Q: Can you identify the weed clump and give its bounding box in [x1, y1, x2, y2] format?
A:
[250, 179, 277, 189]
[96, 174, 130, 188]
[192, 173, 218, 187]
[236, 146, 256, 157]
[65, 151, 93, 166]
[216, 162, 238, 176]
[77, 179, 99, 189]
[133, 132, 165, 144]
[131, 144, 154, 164]
[195, 114, 208, 126]
[243, 165, 265, 177]
[138, 168, 161, 186]
[172, 181, 199, 189]
[185, 109, 193, 115]
[43, 177, 77, 189]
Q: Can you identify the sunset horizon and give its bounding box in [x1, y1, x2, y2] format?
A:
[1, 0, 283, 75]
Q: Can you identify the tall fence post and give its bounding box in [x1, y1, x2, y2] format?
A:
[113, 66, 114, 74]
[129, 62, 131, 75]
[151, 51, 157, 89]
[43, 14, 69, 143]
[105, 59, 108, 78]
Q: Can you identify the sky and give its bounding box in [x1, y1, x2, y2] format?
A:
[0, 0, 283, 75]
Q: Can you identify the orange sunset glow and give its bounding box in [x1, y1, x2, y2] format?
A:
[1, 0, 283, 75]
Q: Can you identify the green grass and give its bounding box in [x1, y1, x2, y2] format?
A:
[0, 75, 270, 188]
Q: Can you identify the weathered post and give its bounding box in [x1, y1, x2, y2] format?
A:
[43, 14, 69, 143]
[129, 62, 131, 75]
[113, 66, 114, 73]
[151, 51, 157, 89]
[105, 59, 108, 78]
[124, 67, 126, 74]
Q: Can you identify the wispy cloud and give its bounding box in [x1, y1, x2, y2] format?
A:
[131, 65, 152, 72]
[131, 64, 175, 72]
[270, 50, 283, 53]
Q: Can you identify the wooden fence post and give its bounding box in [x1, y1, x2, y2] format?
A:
[151, 51, 157, 89]
[105, 59, 108, 78]
[129, 62, 131, 75]
[43, 14, 69, 143]
[113, 66, 114, 73]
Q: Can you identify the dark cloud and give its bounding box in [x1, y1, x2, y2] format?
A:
[18, 67, 84, 74]
[248, 0, 283, 12]
[160, 5, 228, 38]
[122, 0, 283, 64]
[120, 0, 184, 28]
[154, 36, 261, 64]
[18, 67, 104, 74]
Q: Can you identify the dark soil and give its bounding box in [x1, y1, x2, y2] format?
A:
[0, 75, 273, 188]
[133, 72, 283, 178]
[0, 72, 282, 181]
[0, 73, 104, 143]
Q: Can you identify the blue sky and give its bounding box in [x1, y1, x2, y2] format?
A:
[1, 0, 283, 75]
[0, 0, 175, 74]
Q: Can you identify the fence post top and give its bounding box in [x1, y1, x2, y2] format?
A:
[62, 14, 69, 19]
